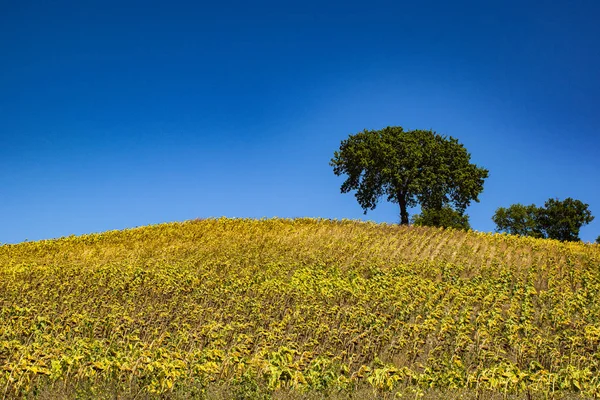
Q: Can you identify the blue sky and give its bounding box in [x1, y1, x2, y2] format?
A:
[1, 0, 599, 243]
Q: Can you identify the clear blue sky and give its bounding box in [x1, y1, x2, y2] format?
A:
[1, 0, 599, 244]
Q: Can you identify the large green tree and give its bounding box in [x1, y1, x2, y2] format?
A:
[492, 198, 594, 242]
[330, 126, 489, 225]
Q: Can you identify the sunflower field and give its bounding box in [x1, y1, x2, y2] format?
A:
[1, 218, 599, 399]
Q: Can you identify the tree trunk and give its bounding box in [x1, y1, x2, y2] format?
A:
[399, 194, 409, 225]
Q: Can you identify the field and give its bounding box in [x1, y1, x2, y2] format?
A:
[1, 218, 599, 399]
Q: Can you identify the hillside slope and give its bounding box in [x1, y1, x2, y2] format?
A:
[1, 218, 599, 398]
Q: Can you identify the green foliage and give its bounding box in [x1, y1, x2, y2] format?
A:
[492, 204, 543, 238]
[330, 126, 488, 224]
[412, 206, 471, 230]
[537, 198, 594, 242]
[493, 198, 594, 242]
[596, 235, 600, 244]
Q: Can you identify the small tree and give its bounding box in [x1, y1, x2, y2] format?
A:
[330, 126, 488, 225]
[537, 198, 594, 242]
[412, 206, 471, 230]
[492, 198, 594, 242]
[491, 204, 544, 238]
[596, 235, 600, 244]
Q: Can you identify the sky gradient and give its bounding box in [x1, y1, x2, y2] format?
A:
[1, 0, 599, 243]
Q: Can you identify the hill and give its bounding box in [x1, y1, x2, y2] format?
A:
[1, 218, 599, 399]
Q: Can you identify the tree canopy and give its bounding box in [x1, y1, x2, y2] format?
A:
[491, 203, 544, 238]
[330, 126, 489, 225]
[411, 206, 471, 231]
[492, 198, 594, 242]
[538, 198, 594, 242]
